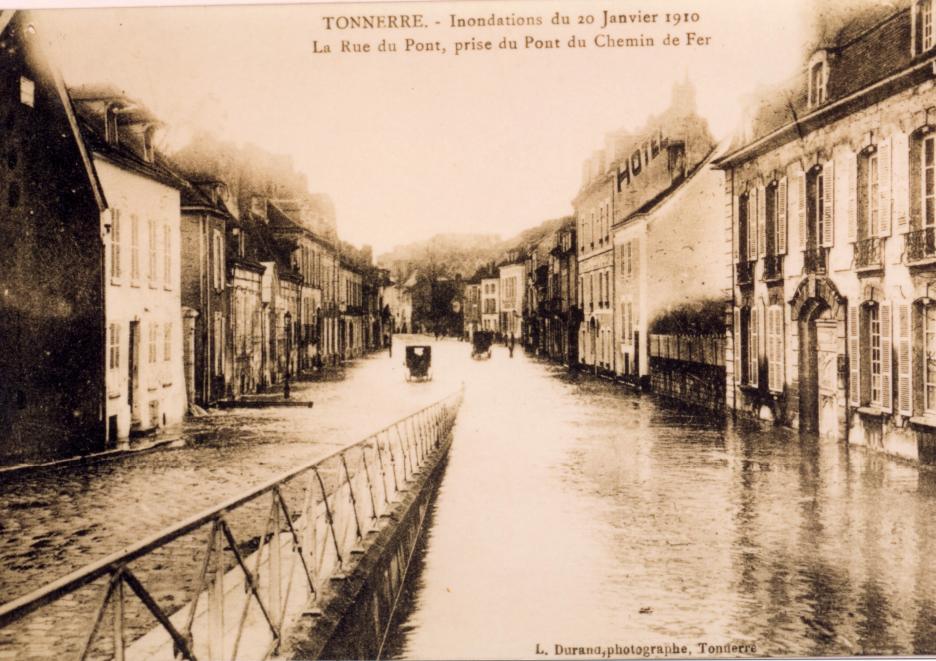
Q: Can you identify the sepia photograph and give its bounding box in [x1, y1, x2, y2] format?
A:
[1, 0, 935, 658]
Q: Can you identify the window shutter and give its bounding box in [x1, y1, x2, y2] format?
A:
[750, 306, 759, 387]
[732, 193, 740, 262]
[897, 302, 912, 416]
[847, 151, 858, 242]
[758, 185, 767, 258]
[777, 177, 788, 254]
[734, 307, 741, 384]
[747, 194, 757, 261]
[766, 307, 776, 392]
[849, 305, 860, 406]
[822, 160, 834, 247]
[880, 301, 893, 413]
[797, 172, 807, 250]
[879, 137, 892, 237]
[892, 132, 910, 231]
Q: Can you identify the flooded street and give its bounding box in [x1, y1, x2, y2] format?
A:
[3, 336, 936, 657]
[384, 340, 936, 658]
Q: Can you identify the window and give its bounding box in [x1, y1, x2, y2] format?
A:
[148, 219, 157, 284]
[148, 323, 158, 364]
[738, 192, 750, 261]
[105, 105, 119, 145]
[110, 210, 122, 280]
[870, 304, 882, 405]
[214, 312, 224, 373]
[163, 323, 172, 362]
[108, 323, 120, 370]
[920, 0, 935, 53]
[925, 302, 936, 413]
[766, 306, 784, 392]
[808, 63, 825, 107]
[923, 135, 935, 228]
[163, 225, 172, 287]
[19, 77, 34, 108]
[749, 306, 759, 387]
[130, 215, 140, 282]
[859, 150, 880, 238]
[212, 229, 223, 290]
[853, 301, 892, 410]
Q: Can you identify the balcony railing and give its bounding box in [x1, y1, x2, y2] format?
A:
[763, 254, 783, 282]
[855, 236, 884, 270]
[804, 247, 827, 274]
[736, 260, 754, 286]
[906, 227, 936, 264]
[0, 390, 464, 660]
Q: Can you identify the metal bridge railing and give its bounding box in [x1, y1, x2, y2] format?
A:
[0, 388, 464, 661]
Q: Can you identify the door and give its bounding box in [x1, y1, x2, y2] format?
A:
[128, 320, 141, 424]
[799, 318, 819, 433]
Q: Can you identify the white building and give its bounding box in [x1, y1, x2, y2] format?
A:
[499, 262, 525, 340]
[481, 276, 500, 333]
[72, 86, 186, 444]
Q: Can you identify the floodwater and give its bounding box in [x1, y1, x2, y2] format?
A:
[384, 339, 936, 658]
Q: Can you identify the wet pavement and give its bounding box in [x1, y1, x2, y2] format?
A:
[3, 335, 936, 657]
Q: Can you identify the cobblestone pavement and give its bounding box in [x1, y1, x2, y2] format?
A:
[0, 335, 465, 657]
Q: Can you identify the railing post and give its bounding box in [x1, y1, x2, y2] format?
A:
[359, 444, 379, 524]
[270, 492, 282, 628]
[210, 531, 225, 661]
[373, 434, 392, 505]
[113, 575, 125, 661]
[340, 453, 364, 543]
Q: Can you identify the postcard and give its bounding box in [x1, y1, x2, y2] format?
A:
[0, 0, 934, 659]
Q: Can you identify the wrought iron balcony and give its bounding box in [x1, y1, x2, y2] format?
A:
[906, 227, 936, 265]
[763, 254, 783, 282]
[855, 236, 884, 270]
[804, 247, 827, 274]
[736, 260, 754, 286]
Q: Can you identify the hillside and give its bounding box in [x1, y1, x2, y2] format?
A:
[376, 217, 571, 282]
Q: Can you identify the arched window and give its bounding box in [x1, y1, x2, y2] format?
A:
[807, 51, 828, 109]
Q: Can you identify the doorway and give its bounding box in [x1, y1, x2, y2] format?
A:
[128, 320, 141, 425]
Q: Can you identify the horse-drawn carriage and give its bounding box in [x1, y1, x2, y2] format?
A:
[405, 345, 432, 381]
[471, 330, 494, 359]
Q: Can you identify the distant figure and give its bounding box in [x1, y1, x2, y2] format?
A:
[508, 334, 515, 358]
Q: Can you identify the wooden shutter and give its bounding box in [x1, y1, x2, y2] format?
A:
[747, 194, 757, 261]
[766, 307, 777, 392]
[897, 302, 912, 416]
[777, 177, 788, 254]
[879, 137, 893, 237]
[880, 301, 893, 413]
[797, 172, 807, 250]
[750, 306, 759, 387]
[822, 160, 834, 247]
[734, 307, 741, 384]
[849, 305, 860, 406]
[847, 151, 858, 242]
[892, 132, 910, 231]
[732, 192, 740, 262]
[758, 185, 767, 258]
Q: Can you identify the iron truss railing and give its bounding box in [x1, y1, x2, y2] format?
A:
[0, 388, 464, 661]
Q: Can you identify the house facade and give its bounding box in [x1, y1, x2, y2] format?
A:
[715, 2, 936, 464]
[499, 261, 525, 340]
[72, 86, 187, 443]
[481, 275, 500, 333]
[0, 11, 107, 461]
[575, 151, 615, 372]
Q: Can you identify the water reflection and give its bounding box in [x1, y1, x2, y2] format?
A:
[383, 343, 936, 658]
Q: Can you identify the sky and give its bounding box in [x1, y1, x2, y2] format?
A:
[32, 0, 812, 255]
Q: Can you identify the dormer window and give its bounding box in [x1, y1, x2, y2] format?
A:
[807, 51, 828, 108]
[105, 104, 120, 146]
[142, 125, 157, 163]
[915, 0, 936, 54]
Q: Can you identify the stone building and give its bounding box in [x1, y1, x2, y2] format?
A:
[0, 11, 107, 461]
[714, 1, 936, 464]
[609, 80, 721, 385]
[498, 259, 525, 341]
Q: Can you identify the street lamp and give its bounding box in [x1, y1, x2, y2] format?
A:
[284, 310, 292, 399]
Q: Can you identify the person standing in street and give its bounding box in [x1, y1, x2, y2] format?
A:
[508, 333, 515, 358]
